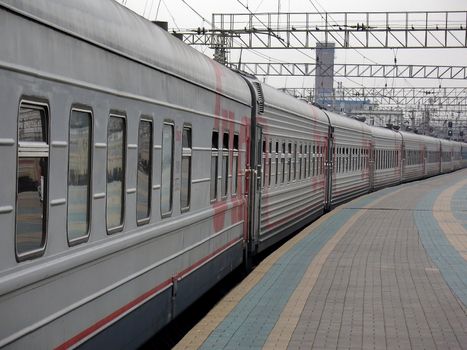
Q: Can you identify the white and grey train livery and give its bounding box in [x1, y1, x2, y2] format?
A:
[0, 0, 466, 349]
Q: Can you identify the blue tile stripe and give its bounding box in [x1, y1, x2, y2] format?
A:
[414, 185, 467, 307]
[200, 187, 396, 350]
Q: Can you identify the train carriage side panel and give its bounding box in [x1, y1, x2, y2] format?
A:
[327, 113, 372, 207]
[369, 127, 402, 190]
[462, 142, 467, 168]
[419, 135, 442, 177]
[0, 1, 253, 348]
[244, 80, 330, 253]
[400, 131, 426, 182]
[440, 139, 454, 173]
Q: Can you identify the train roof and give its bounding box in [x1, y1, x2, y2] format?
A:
[326, 111, 372, 136]
[1, 0, 251, 104]
[259, 83, 330, 125]
[370, 126, 402, 142]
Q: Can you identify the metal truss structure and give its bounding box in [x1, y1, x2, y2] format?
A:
[280, 87, 467, 108]
[231, 62, 467, 80]
[182, 11, 467, 49]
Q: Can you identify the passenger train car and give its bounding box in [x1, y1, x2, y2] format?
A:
[0, 1, 466, 349]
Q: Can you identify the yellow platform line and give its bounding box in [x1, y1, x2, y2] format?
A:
[263, 187, 404, 349]
[433, 178, 467, 260]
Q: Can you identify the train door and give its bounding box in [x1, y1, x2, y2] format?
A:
[245, 122, 263, 260]
[324, 127, 334, 211]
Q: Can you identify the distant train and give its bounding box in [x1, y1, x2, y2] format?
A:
[0, 0, 466, 349]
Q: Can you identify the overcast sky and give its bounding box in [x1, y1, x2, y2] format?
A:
[119, 0, 467, 91]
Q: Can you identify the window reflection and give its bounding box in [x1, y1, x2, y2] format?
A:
[210, 131, 218, 201]
[16, 104, 48, 259]
[137, 120, 152, 222]
[181, 126, 191, 210]
[106, 116, 125, 231]
[18, 107, 47, 142]
[68, 110, 91, 243]
[161, 123, 173, 215]
[16, 158, 47, 255]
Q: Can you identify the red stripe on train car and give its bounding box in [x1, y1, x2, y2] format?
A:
[55, 237, 243, 350]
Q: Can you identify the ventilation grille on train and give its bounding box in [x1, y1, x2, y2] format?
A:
[253, 82, 265, 114]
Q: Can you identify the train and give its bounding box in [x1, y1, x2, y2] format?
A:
[0, 0, 466, 349]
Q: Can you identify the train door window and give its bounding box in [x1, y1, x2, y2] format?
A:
[281, 142, 286, 183]
[221, 132, 229, 197]
[16, 102, 49, 260]
[275, 142, 279, 184]
[67, 108, 92, 245]
[268, 141, 272, 187]
[181, 125, 192, 211]
[233, 134, 239, 195]
[106, 115, 126, 233]
[136, 118, 153, 224]
[287, 143, 292, 182]
[161, 122, 174, 216]
[210, 131, 219, 201]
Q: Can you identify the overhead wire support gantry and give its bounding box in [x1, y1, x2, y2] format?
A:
[231, 62, 467, 79]
[281, 87, 467, 107]
[181, 11, 467, 49]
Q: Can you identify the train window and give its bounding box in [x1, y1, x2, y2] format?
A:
[161, 122, 174, 216]
[268, 141, 272, 187]
[262, 140, 267, 187]
[222, 132, 229, 197]
[181, 125, 192, 211]
[357, 148, 362, 171]
[67, 109, 92, 245]
[16, 102, 49, 260]
[275, 142, 279, 184]
[337, 147, 340, 173]
[299, 144, 303, 179]
[287, 143, 292, 183]
[106, 115, 126, 233]
[233, 134, 239, 195]
[319, 145, 323, 175]
[293, 143, 297, 180]
[210, 131, 219, 201]
[312, 145, 316, 176]
[304, 145, 307, 178]
[281, 142, 286, 183]
[136, 119, 153, 224]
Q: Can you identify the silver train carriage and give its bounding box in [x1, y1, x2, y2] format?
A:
[1, 0, 466, 349]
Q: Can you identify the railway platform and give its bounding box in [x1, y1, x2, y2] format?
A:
[174, 169, 467, 350]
